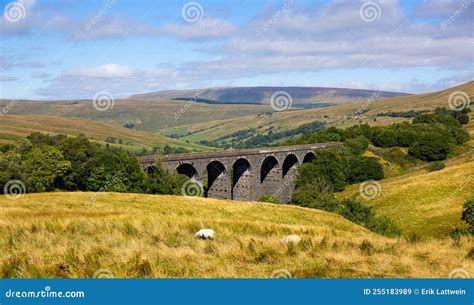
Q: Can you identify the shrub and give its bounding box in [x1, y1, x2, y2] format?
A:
[427, 161, 445, 172]
[368, 216, 401, 237]
[339, 199, 374, 227]
[259, 195, 280, 204]
[408, 133, 450, 161]
[347, 156, 384, 183]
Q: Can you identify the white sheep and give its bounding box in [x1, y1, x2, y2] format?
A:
[194, 229, 215, 240]
[279, 235, 301, 245]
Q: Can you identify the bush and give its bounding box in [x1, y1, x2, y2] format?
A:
[339, 199, 378, 228]
[461, 199, 474, 227]
[408, 133, 450, 161]
[451, 199, 474, 237]
[299, 150, 347, 192]
[427, 161, 445, 172]
[368, 216, 401, 237]
[259, 195, 280, 204]
[347, 156, 384, 183]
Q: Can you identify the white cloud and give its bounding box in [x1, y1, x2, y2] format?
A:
[160, 18, 236, 39]
[73, 63, 133, 78]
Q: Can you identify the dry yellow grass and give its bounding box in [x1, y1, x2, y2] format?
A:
[0, 192, 472, 278]
[0, 114, 209, 152]
[339, 150, 474, 238]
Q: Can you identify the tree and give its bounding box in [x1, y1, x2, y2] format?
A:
[461, 199, 474, 228]
[408, 133, 450, 161]
[23, 145, 71, 192]
[347, 156, 384, 183]
[299, 150, 348, 192]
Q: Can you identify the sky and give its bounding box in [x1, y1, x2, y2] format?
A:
[0, 0, 473, 100]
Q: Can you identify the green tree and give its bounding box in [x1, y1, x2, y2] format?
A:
[408, 133, 450, 161]
[347, 156, 384, 183]
[23, 145, 71, 192]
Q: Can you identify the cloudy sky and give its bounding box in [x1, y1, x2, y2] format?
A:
[0, 0, 473, 100]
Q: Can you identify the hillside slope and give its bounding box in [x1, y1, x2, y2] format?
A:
[0, 115, 209, 152]
[130, 86, 409, 105]
[338, 149, 474, 238]
[168, 81, 473, 143]
[0, 192, 471, 278]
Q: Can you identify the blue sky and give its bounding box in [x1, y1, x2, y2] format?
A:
[0, 0, 472, 99]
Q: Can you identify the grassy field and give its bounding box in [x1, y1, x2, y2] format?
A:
[169, 81, 473, 143]
[338, 149, 474, 238]
[0, 192, 472, 278]
[0, 98, 273, 134]
[0, 115, 210, 153]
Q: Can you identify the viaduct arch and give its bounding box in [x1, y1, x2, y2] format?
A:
[139, 142, 342, 203]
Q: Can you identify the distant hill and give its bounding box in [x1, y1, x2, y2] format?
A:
[167, 81, 473, 143]
[129, 86, 411, 105]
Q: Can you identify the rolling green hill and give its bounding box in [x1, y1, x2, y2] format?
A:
[0, 192, 471, 278]
[0, 115, 210, 153]
[338, 148, 474, 238]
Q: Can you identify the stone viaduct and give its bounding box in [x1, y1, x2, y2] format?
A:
[139, 142, 342, 203]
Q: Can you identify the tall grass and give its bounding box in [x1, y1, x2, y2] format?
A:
[0, 192, 472, 278]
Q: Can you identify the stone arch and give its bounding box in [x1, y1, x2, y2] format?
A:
[232, 158, 253, 201]
[260, 156, 281, 198]
[282, 154, 299, 178]
[145, 166, 156, 174]
[206, 160, 230, 200]
[176, 163, 199, 179]
[303, 152, 316, 163]
[279, 154, 300, 203]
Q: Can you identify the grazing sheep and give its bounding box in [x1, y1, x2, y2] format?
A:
[280, 235, 301, 245]
[194, 229, 215, 240]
